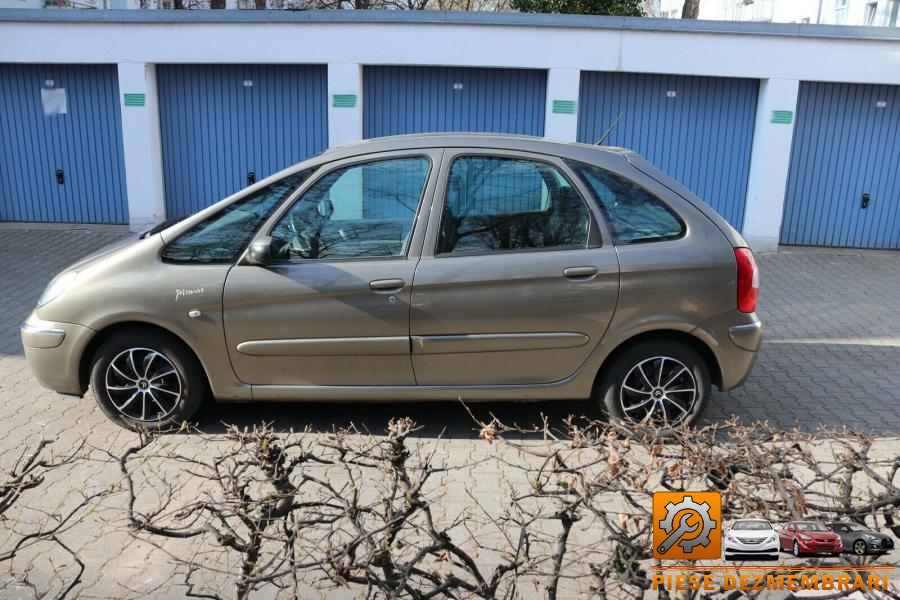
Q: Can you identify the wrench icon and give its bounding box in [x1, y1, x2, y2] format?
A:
[656, 513, 700, 555]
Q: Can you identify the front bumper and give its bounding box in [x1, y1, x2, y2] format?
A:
[21, 314, 94, 396]
[724, 536, 779, 558]
[797, 538, 843, 554]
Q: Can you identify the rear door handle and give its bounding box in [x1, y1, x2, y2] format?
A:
[369, 278, 406, 292]
[563, 266, 598, 280]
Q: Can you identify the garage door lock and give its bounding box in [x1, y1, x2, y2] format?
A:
[861, 193, 870, 209]
[56, 169, 64, 185]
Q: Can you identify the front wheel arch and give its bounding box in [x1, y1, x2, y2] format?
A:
[79, 321, 211, 397]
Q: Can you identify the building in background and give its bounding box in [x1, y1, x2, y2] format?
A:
[659, 0, 899, 26]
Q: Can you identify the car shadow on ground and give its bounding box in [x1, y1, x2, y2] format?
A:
[191, 398, 601, 439]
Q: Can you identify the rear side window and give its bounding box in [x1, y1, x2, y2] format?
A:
[161, 169, 313, 264]
[568, 160, 684, 245]
[437, 156, 591, 255]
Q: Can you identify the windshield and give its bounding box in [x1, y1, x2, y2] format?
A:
[796, 522, 830, 532]
[846, 524, 872, 532]
[732, 521, 771, 530]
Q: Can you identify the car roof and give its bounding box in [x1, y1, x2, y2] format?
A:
[318, 133, 634, 162]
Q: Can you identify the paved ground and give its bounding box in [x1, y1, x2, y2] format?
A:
[0, 228, 898, 597]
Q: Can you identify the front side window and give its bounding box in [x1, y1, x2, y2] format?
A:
[270, 157, 429, 261]
[568, 160, 685, 245]
[436, 156, 591, 255]
[162, 169, 313, 264]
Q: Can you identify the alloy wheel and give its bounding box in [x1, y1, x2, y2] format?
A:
[105, 348, 182, 422]
[793, 541, 800, 557]
[854, 540, 867, 555]
[619, 356, 698, 425]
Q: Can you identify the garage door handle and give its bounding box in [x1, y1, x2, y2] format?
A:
[563, 266, 598, 280]
[369, 278, 406, 292]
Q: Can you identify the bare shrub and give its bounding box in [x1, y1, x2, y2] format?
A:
[117, 415, 900, 599]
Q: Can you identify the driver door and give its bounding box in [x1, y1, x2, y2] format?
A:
[223, 151, 441, 387]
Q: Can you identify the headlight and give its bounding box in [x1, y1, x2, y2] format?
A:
[799, 534, 813, 541]
[37, 271, 78, 307]
[765, 534, 776, 543]
[864, 534, 877, 540]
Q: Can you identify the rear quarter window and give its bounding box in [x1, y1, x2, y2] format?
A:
[567, 160, 685, 245]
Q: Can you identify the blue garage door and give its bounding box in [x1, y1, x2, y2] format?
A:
[781, 82, 900, 249]
[578, 72, 758, 229]
[158, 65, 328, 218]
[0, 64, 127, 224]
[363, 66, 546, 138]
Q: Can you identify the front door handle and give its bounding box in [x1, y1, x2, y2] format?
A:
[369, 278, 406, 292]
[563, 266, 598, 280]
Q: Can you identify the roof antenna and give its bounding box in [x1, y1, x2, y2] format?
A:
[595, 111, 624, 146]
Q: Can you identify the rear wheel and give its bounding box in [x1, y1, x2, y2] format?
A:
[595, 340, 710, 429]
[90, 329, 207, 431]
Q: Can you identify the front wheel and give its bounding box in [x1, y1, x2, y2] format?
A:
[595, 340, 710, 429]
[793, 541, 801, 557]
[853, 540, 867, 555]
[90, 329, 207, 430]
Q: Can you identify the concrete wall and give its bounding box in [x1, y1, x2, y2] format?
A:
[2, 10, 900, 249]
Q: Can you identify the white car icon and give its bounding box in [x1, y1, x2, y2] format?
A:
[724, 519, 780, 561]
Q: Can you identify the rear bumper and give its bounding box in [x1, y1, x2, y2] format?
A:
[21, 313, 93, 396]
[692, 311, 761, 391]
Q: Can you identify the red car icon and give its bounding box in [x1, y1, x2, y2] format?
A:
[778, 521, 843, 557]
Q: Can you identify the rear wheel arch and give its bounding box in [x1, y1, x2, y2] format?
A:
[79, 321, 211, 395]
[593, 329, 723, 394]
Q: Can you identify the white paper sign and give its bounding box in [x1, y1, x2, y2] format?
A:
[41, 88, 67, 116]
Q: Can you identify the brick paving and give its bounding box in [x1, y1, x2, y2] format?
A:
[0, 228, 898, 597]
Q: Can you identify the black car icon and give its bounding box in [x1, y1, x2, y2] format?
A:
[826, 522, 895, 555]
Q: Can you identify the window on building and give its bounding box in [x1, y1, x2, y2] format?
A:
[436, 156, 592, 255]
[889, 0, 900, 26]
[865, 1, 878, 25]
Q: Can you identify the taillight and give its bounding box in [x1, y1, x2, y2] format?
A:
[734, 247, 759, 313]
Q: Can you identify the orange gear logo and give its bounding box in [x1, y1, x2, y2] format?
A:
[652, 492, 722, 560]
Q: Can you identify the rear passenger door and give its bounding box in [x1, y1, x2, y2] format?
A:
[409, 150, 619, 386]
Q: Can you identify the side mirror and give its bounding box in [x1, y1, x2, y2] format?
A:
[245, 236, 274, 266]
[774, 525, 781, 531]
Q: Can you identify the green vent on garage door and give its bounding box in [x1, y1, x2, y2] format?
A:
[552, 100, 577, 114]
[333, 94, 357, 108]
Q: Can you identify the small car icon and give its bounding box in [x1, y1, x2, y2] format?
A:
[778, 521, 843, 557]
[826, 522, 895, 555]
[723, 519, 780, 561]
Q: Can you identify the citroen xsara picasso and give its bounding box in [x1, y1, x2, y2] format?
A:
[21, 135, 761, 430]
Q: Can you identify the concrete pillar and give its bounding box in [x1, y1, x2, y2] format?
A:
[742, 78, 800, 253]
[543, 68, 580, 142]
[327, 63, 363, 148]
[117, 63, 167, 230]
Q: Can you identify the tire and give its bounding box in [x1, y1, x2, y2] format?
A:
[853, 540, 867, 555]
[793, 541, 801, 557]
[594, 340, 710, 429]
[90, 328, 207, 431]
